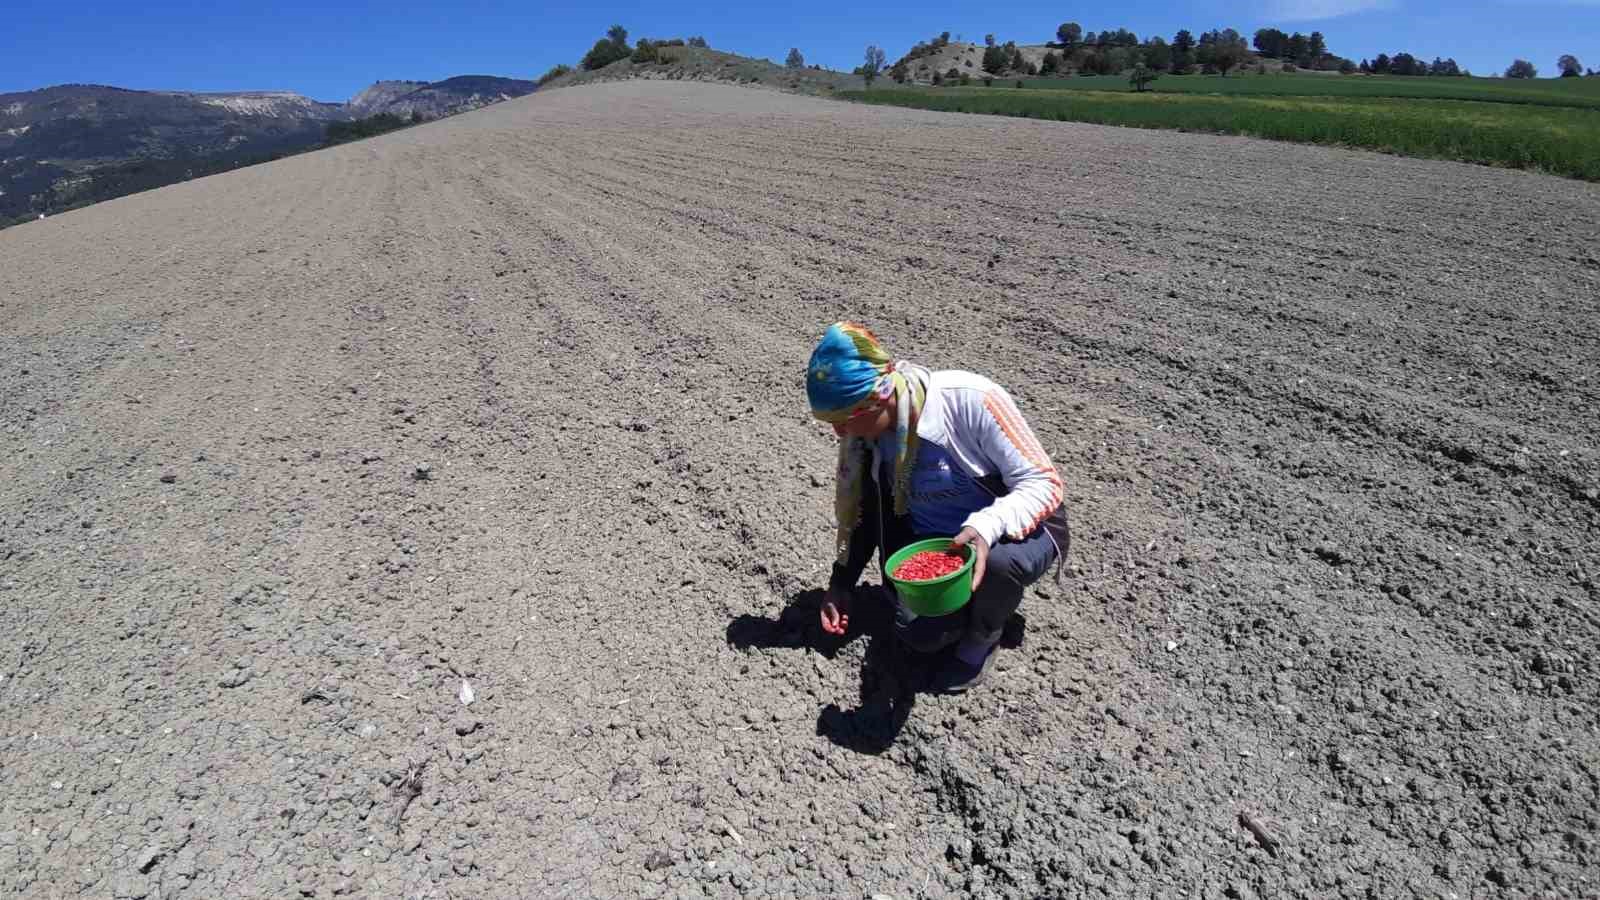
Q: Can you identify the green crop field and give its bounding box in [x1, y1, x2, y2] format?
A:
[843, 86, 1600, 181]
[1022, 71, 1600, 110]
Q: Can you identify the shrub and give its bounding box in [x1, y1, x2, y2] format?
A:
[983, 76, 993, 87]
[581, 26, 631, 71]
[1015, 79, 1024, 88]
[632, 40, 659, 64]
[982, 45, 1008, 74]
[537, 64, 572, 86]
[687, 36, 708, 48]
[1129, 65, 1160, 92]
[946, 67, 960, 80]
[959, 72, 971, 86]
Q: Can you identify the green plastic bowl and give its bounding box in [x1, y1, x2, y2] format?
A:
[885, 538, 975, 617]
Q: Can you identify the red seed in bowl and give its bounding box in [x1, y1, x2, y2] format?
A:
[893, 550, 965, 582]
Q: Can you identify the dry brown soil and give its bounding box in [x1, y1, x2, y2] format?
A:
[2, 81, 1598, 899]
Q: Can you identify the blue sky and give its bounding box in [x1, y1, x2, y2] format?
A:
[3, 0, 1596, 100]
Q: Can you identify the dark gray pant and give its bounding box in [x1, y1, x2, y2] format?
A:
[892, 526, 1058, 653]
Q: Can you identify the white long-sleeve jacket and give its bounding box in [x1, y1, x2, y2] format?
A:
[912, 369, 1065, 549]
[831, 368, 1068, 594]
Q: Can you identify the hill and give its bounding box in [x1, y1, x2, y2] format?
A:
[1, 75, 537, 225]
[896, 40, 1060, 82]
[551, 45, 870, 95]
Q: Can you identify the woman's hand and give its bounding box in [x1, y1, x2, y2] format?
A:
[820, 587, 852, 635]
[952, 527, 990, 590]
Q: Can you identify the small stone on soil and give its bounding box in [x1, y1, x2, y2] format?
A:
[134, 845, 162, 873]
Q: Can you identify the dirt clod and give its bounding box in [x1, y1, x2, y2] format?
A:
[643, 849, 672, 871]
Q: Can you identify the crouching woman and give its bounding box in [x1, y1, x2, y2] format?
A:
[806, 322, 1069, 693]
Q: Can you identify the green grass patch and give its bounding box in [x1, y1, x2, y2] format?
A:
[842, 88, 1600, 181]
[1023, 72, 1600, 111]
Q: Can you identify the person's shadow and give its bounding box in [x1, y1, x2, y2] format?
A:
[725, 586, 939, 755]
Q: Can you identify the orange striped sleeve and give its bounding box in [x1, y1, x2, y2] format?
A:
[984, 389, 1064, 538]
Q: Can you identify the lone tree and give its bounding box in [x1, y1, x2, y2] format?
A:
[786, 48, 805, 69]
[1129, 65, 1160, 92]
[1171, 29, 1196, 72]
[581, 24, 632, 70]
[1057, 22, 1082, 50]
[1200, 29, 1250, 76]
[1253, 28, 1287, 58]
[1506, 59, 1538, 78]
[862, 45, 886, 85]
[982, 42, 1009, 74]
[1558, 54, 1582, 77]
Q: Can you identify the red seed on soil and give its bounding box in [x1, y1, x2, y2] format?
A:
[893, 550, 966, 582]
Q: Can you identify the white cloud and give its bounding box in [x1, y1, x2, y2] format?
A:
[1267, 0, 1395, 20]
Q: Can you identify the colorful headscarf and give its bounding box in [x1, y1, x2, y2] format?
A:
[806, 322, 894, 422]
[806, 323, 930, 563]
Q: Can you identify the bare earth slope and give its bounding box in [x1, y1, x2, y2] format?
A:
[2, 81, 1597, 899]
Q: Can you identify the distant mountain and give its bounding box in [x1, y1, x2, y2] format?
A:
[1, 74, 537, 226]
[348, 80, 430, 115]
[348, 76, 536, 119]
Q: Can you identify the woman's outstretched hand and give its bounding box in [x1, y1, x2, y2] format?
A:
[952, 527, 990, 590]
[820, 587, 852, 635]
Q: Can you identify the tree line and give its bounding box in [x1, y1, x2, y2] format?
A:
[1359, 54, 1465, 77]
[324, 111, 424, 145]
[1507, 55, 1590, 79]
[886, 23, 1593, 83]
[578, 26, 709, 71]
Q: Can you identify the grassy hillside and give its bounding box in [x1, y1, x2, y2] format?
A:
[552, 46, 873, 96]
[843, 86, 1600, 181]
[1026, 70, 1600, 109]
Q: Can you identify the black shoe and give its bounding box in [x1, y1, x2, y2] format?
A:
[930, 645, 998, 694]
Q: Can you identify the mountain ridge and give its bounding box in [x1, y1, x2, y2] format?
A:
[1, 74, 537, 225]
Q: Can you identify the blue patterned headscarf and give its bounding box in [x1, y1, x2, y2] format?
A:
[806, 323, 893, 423]
[805, 323, 929, 563]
